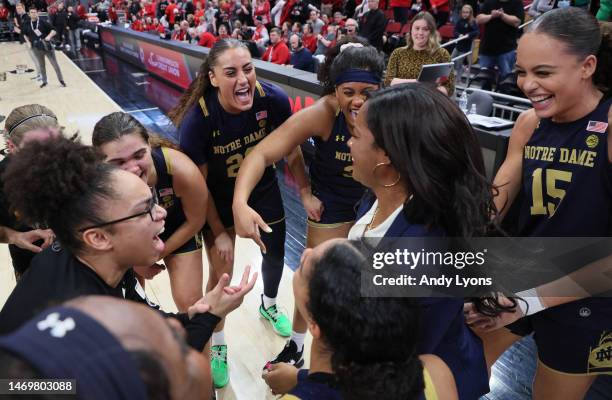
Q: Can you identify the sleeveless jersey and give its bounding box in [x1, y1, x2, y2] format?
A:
[309, 111, 365, 209]
[518, 97, 612, 328]
[178, 80, 292, 226]
[151, 147, 186, 242]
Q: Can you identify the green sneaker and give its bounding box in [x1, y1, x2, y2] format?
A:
[259, 297, 292, 337]
[210, 345, 229, 388]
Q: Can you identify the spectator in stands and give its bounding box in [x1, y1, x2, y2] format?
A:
[353, 0, 370, 19]
[0, 2, 9, 24]
[199, 29, 218, 47]
[217, 22, 230, 39]
[291, 21, 302, 35]
[307, 9, 324, 34]
[332, 10, 345, 26]
[289, 0, 315, 24]
[313, 22, 336, 61]
[66, 5, 81, 52]
[476, 0, 524, 87]
[321, 0, 343, 16]
[301, 22, 317, 52]
[184, 0, 195, 17]
[194, 1, 204, 24]
[262, 27, 291, 64]
[271, 0, 285, 27]
[390, 0, 411, 24]
[128, 0, 142, 19]
[157, 0, 169, 18]
[130, 14, 145, 31]
[143, 0, 155, 17]
[280, 20, 292, 41]
[172, 19, 192, 41]
[234, 0, 253, 26]
[165, 0, 179, 25]
[186, 13, 195, 27]
[253, 15, 269, 53]
[254, 0, 271, 26]
[358, 0, 386, 50]
[51, 2, 67, 49]
[344, 17, 358, 39]
[451, 4, 478, 83]
[528, 0, 557, 19]
[289, 33, 315, 71]
[430, 0, 450, 26]
[384, 12, 454, 95]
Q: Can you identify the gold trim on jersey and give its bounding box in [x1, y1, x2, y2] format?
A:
[161, 146, 174, 175]
[307, 219, 354, 229]
[255, 81, 265, 97]
[198, 96, 209, 117]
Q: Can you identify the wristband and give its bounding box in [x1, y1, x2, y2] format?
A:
[516, 288, 545, 316]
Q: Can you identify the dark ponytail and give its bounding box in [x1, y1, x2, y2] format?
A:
[92, 112, 180, 150]
[2, 137, 116, 253]
[531, 8, 611, 97]
[169, 39, 249, 126]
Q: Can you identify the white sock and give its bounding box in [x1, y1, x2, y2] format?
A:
[290, 331, 306, 351]
[212, 330, 226, 347]
[262, 294, 276, 309]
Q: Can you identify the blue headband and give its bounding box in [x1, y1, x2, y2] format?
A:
[0, 306, 148, 400]
[334, 68, 381, 86]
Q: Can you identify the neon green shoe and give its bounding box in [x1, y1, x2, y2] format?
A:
[210, 345, 229, 388]
[259, 297, 292, 337]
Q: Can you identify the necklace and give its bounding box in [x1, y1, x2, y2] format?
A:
[366, 205, 380, 231]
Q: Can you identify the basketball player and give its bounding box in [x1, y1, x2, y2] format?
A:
[92, 112, 208, 313]
[170, 39, 299, 388]
[233, 39, 384, 369]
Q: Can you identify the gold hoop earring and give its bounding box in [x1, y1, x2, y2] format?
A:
[372, 162, 401, 188]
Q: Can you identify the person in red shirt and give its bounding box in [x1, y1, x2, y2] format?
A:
[194, 2, 204, 25]
[166, 0, 178, 25]
[389, 0, 411, 24]
[143, 0, 156, 17]
[0, 3, 9, 22]
[301, 23, 317, 53]
[253, 0, 271, 25]
[130, 15, 145, 31]
[262, 27, 291, 65]
[198, 30, 217, 47]
[429, 0, 450, 26]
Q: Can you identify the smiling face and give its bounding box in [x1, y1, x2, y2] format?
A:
[516, 32, 597, 121]
[209, 47, 256, 114]
[335, 81, 379, 128]
[98, 132, 154, 185]
[411, 19, 430, 50]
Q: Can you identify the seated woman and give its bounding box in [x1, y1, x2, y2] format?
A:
[384, 11, 455, 95]
[92, 112, 208, 313]
[0, 104, 61, 280]
[0, 137, 256, 354]
[262, 239, 458, 400]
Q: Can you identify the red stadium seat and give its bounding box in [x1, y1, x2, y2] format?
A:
[386, 21, 402, 34]
[438, 23, 454, 42]
[384, 8, 395, 21]
[400, 23, 411, 35]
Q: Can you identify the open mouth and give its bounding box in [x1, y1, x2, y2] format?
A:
[153, 226, 165, 253]
[350, 109, 359, 119]
[529, 94, 554, 110]
[234, 87, 251, 105]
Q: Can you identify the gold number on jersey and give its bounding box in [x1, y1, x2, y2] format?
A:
[226, 147, 254, 178]
[530, 167, 573, 217]
[343, 165, 353, 178]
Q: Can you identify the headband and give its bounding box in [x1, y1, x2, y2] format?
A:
[0, 306, 148, 400]
[335, 68, 381, 86]
[6, 114, 57, 136]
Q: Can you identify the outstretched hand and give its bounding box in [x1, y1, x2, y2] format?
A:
[232, 202, 271, 253]
[188, 265, 258, 319]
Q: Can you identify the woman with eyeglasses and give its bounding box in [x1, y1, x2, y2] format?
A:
[92, 112, 208, 313]
[0, 104, 60, 280]
[0, 137, 257, 361]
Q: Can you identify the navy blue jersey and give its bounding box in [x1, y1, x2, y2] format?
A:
[281, 370, 341, 400]
[518, 98, 612, 329]
[355, 195, 490, 400]
[310, 111, 365, 210]
[151, 147, 187, 243]
[178, 81, 292, 226]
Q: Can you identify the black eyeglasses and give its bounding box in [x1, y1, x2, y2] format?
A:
[79, 188, 159, 232]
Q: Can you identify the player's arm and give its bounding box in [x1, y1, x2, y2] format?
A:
[233, 97, 336, 244]
[492, 109, 538, 220]
[419, 355, 459, 400]
[159, 149, 209, 258]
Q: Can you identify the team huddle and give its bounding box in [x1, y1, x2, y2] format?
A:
[0, 7, 611, 400]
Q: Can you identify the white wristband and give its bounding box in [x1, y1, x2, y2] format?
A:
[516, 288, 545, 316]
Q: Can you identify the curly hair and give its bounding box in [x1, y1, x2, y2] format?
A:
[2, 137, 116, 253]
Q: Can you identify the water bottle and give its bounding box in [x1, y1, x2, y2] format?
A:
[468, 103, 477, 115]
[458, 91, 469, 114]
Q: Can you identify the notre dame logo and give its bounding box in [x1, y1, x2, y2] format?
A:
[258, 119, 266, 128]
[587, 331, 612, 374]
[586, 134, 599, 149]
